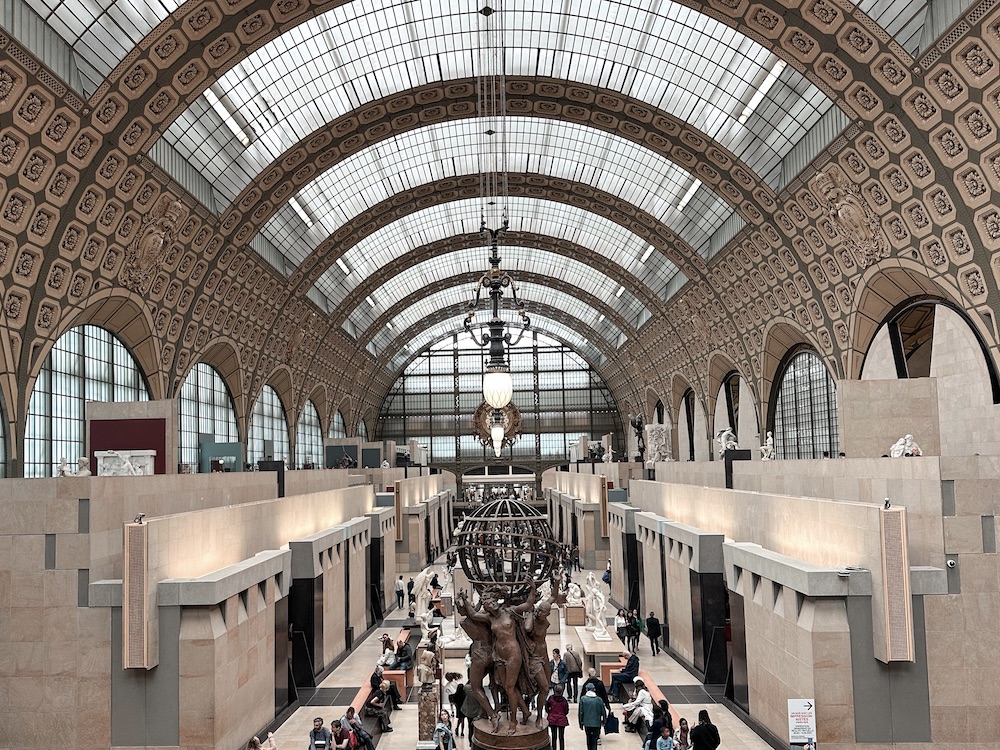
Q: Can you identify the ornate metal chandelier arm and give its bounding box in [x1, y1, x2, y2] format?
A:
[465, 314, 491, 347]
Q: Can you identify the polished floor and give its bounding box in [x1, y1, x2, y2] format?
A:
[270, 565, 771, 750]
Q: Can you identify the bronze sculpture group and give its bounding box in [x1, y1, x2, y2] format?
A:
[455, 582, 566, 735]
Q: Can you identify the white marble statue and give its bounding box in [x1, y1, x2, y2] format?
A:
[890, 434, 922, 458]
[56, 457, 71, 477]
[759, 431, 775, 461]
[583, 571, 608, 635]
[716, 427, 738, 457]
[565, 582, 584, 606]
[76, 457, 91, 477]
[603, 446, 615, 463]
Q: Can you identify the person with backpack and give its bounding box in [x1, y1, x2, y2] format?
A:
[544, 683, 570, 750]
[690, 709, 721, 750]
[308, 718, 333, 750]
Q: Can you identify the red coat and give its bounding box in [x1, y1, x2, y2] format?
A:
[545, 695, 570, 727]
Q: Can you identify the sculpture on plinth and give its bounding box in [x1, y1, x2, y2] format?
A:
[56, 457, 71, 477]
[759, 431, 775, 461]
[645, 424, 671, 466]
[629, 413, 646, 462]
[76, 457, 91, 477]
[716, 427, 738, 457]
[583, 571, 609, 637]
[453, 497, 562, 749]
[416, 648, 437, 690]
[890, 434, 922, 458]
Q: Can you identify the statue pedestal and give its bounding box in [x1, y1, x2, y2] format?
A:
[418, 687, 438, 741]
[565, 605, 586, 626]
[470, 718, 550, 750]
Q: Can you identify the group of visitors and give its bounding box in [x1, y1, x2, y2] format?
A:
[614, 609, 663, 655]
[556, 544, 582, 571]
[305, 709, 375, 750]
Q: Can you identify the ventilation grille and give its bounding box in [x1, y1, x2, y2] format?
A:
[123, 522, 149, 669]
[879, 508, 914, 662]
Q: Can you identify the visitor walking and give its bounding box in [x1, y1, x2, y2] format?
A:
[578, 686, 608, 750]
[394, 575, 405, 609]
[563, 643, 584, 702]
[544, 683, 570, 750]
[646, 611, 662, 656]
[582, 667, 612, 712]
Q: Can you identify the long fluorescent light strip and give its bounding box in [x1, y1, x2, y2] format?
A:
[677, 180, 701, 212]
[738, 60, 787, 125]
[203, 87, 250, 147]
[336, 258, 350, 274]
[640, 246, 654, 264]
[615, 286, 625, 298]
[289, 197, 313, 228]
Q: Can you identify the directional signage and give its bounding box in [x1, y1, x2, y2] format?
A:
[788, 698, 817, 745]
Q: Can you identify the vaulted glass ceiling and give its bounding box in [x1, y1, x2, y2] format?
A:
[346, 246, 647, 335]
[388, 314, 607, 373]
[260, 117, 733, 271]
[162, 0, 836, 203]
[367, 285, 623, 354]
[14, 0, 963, 101]
[318, 197, 678, 310]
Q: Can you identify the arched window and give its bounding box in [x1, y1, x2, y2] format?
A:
[25, 325, 150, 477]
[357, 418, 368, 440]
[654, 399, 664, 425]
[717, 372, 741, 438]
[681, 389, 696, 461]
[329, 409, 347, 439]
[178, 363, 239, 471]
[773, 350, 839, 459]
[248, 385, 290, 465]
[295, 400, 323, 468]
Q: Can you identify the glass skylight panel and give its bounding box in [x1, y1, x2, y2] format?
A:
[162, 0, 835, 211]
[20, 0, 184, 92]
[257, 117, 733, 268]
[311, 197, 681, 311]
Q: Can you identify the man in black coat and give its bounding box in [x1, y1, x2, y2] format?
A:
[608, 651, 640, 701]
[645, 611, 663, 656]
[581, 668, 612, 713]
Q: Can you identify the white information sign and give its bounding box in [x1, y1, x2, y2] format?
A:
[788, 698, 817, 745]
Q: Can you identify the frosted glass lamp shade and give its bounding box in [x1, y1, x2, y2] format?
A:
[491, 424, 505, 457]
[483, 369, 513, 409]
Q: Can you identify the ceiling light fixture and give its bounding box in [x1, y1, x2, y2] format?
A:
[464, 0, 529, 457]
[640, 246, 654, 264]
[738, 59, 787, 125]
[204, 86, 251, 147]
[677, 179, 702, 212]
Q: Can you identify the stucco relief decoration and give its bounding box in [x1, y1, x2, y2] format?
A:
[809, 166, 889, 268]
[120, 195, 185, 293]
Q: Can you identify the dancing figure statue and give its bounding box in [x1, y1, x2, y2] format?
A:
[522, 584, 568, 727]
[459, 585, 537, 733]
[455, 590, 500, 727]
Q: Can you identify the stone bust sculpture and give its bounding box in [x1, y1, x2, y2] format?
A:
[416, 648, 437, 688]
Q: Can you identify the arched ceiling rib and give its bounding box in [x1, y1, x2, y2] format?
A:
[259, 116, 736, 269]
[220, 78, 782, 253]
[370, 288, 622, 355]
[293, 176, 711, 310]
[379, 305, 613, 375]
[352, 268, 641, 343]
[163, 0, 835, 202]
[335, 231, 663, 323]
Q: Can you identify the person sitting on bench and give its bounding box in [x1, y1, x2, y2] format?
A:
[365, 680, 394, 732]
[370, 666, 404, 710]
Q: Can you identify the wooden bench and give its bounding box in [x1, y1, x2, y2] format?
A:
[600, 656, 629, 687]
[382, 669, 409, 694]
[628, 669, 680, 739]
